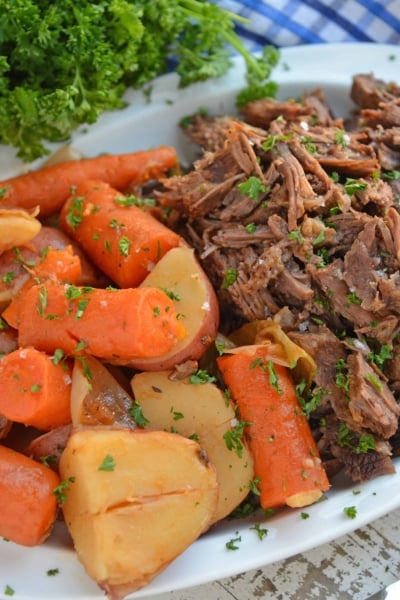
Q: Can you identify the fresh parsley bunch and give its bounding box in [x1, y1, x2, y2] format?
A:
[0, 0, 279, 161]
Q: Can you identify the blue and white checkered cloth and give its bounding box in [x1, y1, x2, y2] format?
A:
[217, 0, 400, 49]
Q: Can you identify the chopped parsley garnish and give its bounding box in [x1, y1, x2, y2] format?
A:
[248, 477, 262, 496]
[335, 359, 350, 396]
[364, 373, 383, 391]
[343, 505, 357, 519]
[343, 178, 368, 195]
[188, 370, 216, 385]
[300, 135, 317, 154]
[66, 197, 85, 230]
[266, 360, 283, 394]
[223, 419, 250, 458]
[288, 228, 305, 243]
[382, 170, 400, 181]
[366, 344, 393, 369]
[237, 176, 268, 200]
[262, 133, 292, 151]
[346, 292, 362, 305]
[171, 409, 184, 421]
[129, 400, 149, 428]
[334, 129, 349, 147]
[296, 383, 326, 419]
[51, 348, 65, 365]
[98, 454, 116, 471]
[1, 272, 15, 284]
[250, 523, 268, 540]
[36, 286, 48, 317]
[337, 422, 375, 454]
[53, 477, 75, 504]
[225, 535, 242, 550]
[221, 268, 237, 289]
[245, 222, 257, 233]
[4, 585, 14, 596]
[119, 236, 131, 257]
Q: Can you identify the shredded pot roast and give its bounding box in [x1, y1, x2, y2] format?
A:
[156, 72, 400, 483]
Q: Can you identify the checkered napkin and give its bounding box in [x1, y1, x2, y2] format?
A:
[217, 0, 400, 49]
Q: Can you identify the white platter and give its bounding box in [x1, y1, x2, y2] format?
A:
[0, 43, 400, 600]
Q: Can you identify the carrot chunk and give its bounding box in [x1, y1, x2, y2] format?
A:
[0, 147, 178, 217]
[59, 179, 181, 288]
[15, 280, 184, 364]
[217, 348, 330, 509]
[0, 347, 72, 430]
[2, 245, 82, 329]
[0, 444, 59, 546]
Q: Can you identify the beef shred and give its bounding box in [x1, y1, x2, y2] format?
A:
[157, 74, 400, 483]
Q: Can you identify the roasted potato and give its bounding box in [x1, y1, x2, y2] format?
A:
[129, 245, 219, 371]
[131, 370, 254, 522]
[59, 428, 218, 600]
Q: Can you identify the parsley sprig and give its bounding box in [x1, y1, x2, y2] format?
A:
[0, 0, 279, 161]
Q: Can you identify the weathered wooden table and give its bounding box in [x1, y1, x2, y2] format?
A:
[148, 508, 400, 600]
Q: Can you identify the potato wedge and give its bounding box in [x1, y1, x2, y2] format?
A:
[59, 428, 218, 599]
[131, 371, 254, 522]
[128, 245, 219, 370]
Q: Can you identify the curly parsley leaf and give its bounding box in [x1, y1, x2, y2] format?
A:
[0, 0, 279, 161]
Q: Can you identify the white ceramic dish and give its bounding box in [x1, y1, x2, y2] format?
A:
[0, 43, 400, 600]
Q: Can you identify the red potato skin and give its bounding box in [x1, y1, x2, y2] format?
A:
[24, 424, 72, 472]
[129, 280, 219, 371]
[0, 444, 60, 546]
[59, 180, 181, 288]
[0, 147, 179, 218]
[0, 328, 18, 355]
[129, 249, 220, 371]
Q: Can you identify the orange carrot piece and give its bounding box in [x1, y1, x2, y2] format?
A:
[33, 244, 82, 282]
[2, 245, 82, 329]
[0, 147, 178, 218]
[0, 226, 107, 309]
[0, 444, 59, 546]
[0, 347, 72, 431]
[59, 179, 181, 288]
[217, 348, 330, 509]
[16, 280, 184, 364]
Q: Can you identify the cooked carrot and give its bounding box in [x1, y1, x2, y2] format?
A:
[33, 244, 82, 282]
[59, 179, 181, 288]
[2, 245, 82, 329]
[0, 444, 59, 546]
[217, 347, 330, 509]
[0, 347, 72, 430]
[16, 280, 185, 364]
[0, 147, 178, 218]
[0, 226, 109, 313]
